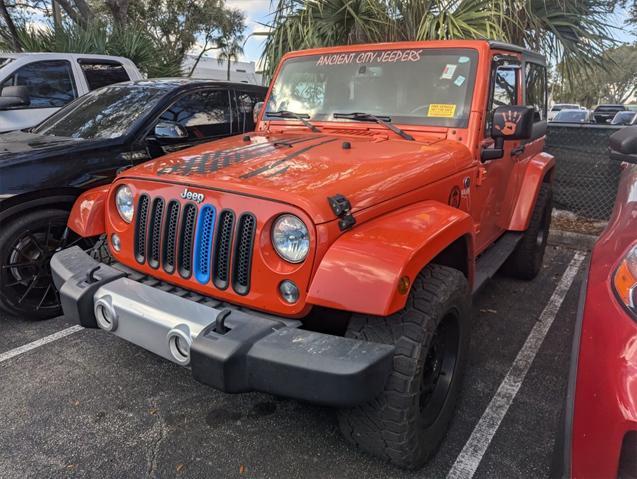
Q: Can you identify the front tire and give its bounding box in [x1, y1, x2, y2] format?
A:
[0, 209, 91, 320]
[337, 264, 471, 469]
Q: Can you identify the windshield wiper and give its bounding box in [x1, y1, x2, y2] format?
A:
[265, 110, 320, 133]
[332, 112, 414, 141]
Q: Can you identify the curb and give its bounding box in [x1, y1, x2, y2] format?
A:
[548, 228, 598, 251]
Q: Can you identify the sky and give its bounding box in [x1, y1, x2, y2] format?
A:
[225, 0, 271, 63]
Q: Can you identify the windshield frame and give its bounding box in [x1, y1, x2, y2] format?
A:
[264, 47, 479, 129]
[32, 84, 166, 140]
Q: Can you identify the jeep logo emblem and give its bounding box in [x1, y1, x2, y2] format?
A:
[180, 187, 204, 203]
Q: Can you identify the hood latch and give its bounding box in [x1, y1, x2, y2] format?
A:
[328, 194, 356, 231]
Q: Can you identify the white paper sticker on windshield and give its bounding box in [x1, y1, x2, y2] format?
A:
[441, 64, 457, 79]
[454, 75, 466, 87]
[458, 56, 470, 64]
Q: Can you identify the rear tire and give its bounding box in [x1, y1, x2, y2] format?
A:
[337, 264, 471, 469]
[505, 183, 553, 280]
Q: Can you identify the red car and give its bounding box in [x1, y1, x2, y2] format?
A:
[560, 126, 637, 478]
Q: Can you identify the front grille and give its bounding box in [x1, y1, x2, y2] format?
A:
[213, 210, 235, 290]
[132, 192, 255, 295]
[232, 213, 256, 295]
[193, 205, 216, 284]
[178, 203, 197, 278]
[147, 198, 164, 269]
[162, 201, 180, 274]
[134, 195, 150, 263]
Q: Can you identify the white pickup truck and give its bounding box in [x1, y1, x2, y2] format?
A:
[0, 53, 142, 132]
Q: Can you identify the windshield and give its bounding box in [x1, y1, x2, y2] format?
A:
[551, 104, 578, 112]
[266, 48, 478, 128]
[554, 110, 586, 122]
[33, 85, 165, 139]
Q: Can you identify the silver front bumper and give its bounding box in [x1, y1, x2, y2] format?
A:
[51, 246, 395, 406]
[93, 277, 228, 366]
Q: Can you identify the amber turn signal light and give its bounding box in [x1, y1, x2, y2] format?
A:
[398, 276, 410, 295]
[613, 244, 637, 318]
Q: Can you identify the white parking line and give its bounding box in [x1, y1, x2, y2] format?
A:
[447, 251, 586, 479]
[0, 325, 84, 364]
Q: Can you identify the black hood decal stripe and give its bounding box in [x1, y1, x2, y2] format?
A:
[240, 138, 337, 179]
[156, 134, 321, 177]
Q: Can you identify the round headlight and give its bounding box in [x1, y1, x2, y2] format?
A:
[115, 185, 134, 223]
[272, 214, 310, 263]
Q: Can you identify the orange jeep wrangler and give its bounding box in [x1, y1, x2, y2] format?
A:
[51, 40, 554, 468]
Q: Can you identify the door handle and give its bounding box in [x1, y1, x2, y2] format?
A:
[511, 145, 525, 156]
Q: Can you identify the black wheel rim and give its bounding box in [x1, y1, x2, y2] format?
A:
[419, 311, 460, 427]
[1, 220, 86, 315]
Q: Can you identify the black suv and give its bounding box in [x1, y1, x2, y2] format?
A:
[0, 79, 266, 319]
[592, 104, 626, 124]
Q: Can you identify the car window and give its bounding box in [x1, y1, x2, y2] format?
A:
[525, 63, 546, 122]
[486, 64, 518, 133]
[0, 60, 77, 108]
[79, 61, 130, 90]
[159, 89, 232, 139]
[491, 67, 518, 109]
[235, 90, 261, 132]
[554, 110, 586, 122]
[34, 85, 164, 139]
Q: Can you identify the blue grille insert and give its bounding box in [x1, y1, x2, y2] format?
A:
[193, 205, 216, 284]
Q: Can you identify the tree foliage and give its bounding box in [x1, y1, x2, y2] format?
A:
[553, 43, 637, 106]
[259, 0, 618, 78]
[0, 0, 245, 77]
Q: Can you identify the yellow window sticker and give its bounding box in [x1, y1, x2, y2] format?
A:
[427, 104, 457, 118]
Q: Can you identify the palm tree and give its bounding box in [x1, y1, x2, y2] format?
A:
[260, 0, 616, 78]
[217, 36, 245, 80]
[217, 10, 245, 81]
[0, 22, 182, 77]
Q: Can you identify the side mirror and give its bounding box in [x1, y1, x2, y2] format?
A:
[0, 85, 30, 109]
[609, 125, 637, 164]
[253, 101, 264, 124]
[481, 106, 535, 161]
[154, 121, 187, 140]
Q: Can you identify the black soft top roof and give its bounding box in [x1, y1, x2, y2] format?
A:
[488, 41, 546, 66]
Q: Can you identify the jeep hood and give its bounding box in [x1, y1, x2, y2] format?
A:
[123, 132, 472, 224]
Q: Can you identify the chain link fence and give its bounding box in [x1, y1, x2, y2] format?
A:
[545, 124, 624, 220]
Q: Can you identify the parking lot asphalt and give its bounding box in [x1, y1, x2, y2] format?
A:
[0, 245, 585, 479]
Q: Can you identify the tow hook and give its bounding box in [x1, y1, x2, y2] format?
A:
[328, 194, 356, 231]
[214, 309, 232, 334]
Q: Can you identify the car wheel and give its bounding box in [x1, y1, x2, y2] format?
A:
[504, 183, 553, 280]
[0, 209, 92, 320]
[337, 264, 471, 469]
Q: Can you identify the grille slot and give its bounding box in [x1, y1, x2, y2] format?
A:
[147, 198, 165, 269]
[193, 205, 216, 284]
[232, 213, 256, 295]
[134, 194, 150, 263]
[162, 200, 180, 274]
[178, 203, 198, 278]
[213, 210, 235, 290]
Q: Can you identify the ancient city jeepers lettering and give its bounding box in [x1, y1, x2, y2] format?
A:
[315, 49, 423, 66]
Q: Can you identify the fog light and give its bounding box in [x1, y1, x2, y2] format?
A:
[111, 233, 121, 252]
[279, 280, 299, 304]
